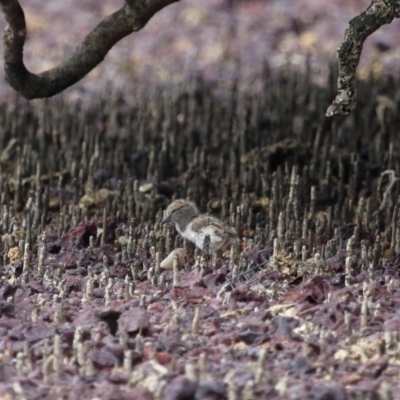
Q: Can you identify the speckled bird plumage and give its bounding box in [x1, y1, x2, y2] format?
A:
[161, 199, 237, 252]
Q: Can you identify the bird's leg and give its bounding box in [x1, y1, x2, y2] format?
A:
[214, 235, 230, 252]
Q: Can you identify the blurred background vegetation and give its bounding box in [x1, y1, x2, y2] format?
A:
[1, 0, 399, 103]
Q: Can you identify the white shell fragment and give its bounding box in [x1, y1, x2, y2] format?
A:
[160, 248, 185, 269]
[139, 183, 154, 193]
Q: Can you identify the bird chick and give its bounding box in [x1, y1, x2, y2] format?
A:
[161, 199, 236, 252]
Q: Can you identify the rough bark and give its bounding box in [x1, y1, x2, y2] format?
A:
[0, 0, 180, 100]
[326, 0, 400, 117]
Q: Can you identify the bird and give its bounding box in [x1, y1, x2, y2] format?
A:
[161, 199, 237, 252]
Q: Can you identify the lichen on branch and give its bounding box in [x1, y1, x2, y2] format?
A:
[0, 0, 180, 100]
[326, 0, 400, 117]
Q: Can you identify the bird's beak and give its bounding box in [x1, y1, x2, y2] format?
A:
[160, 216, 171, 225]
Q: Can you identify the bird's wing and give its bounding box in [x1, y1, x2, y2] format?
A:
[192, 216, 236, 243]
[203, 216, 237, 237]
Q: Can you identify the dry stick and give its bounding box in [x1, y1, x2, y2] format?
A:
[0, 0, 180, 99]
[326, 0, 400, 117]
[378, 170, 399, 211]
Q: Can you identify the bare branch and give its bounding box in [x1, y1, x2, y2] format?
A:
[326, 0, 400, 117]
[0, 0, 180, 99]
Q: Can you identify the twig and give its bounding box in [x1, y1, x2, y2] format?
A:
[378, 169, 399, 211]
[326, 0, 400, 117]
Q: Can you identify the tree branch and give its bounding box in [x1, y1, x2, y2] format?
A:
[0, 0, 180, 99]
[326, 0, 400, 117]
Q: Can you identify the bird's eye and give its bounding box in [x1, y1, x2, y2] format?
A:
[170, 206, 183, 216]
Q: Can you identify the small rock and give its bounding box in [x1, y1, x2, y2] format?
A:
[160, 248, 185, 269]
